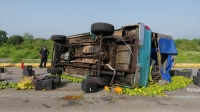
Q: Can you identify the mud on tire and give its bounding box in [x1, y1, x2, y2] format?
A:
[91, 22, 114, 36]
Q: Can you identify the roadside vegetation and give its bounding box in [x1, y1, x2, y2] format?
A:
[0, 30, 53, 62]
[174, 39, 200, 63]
[0, 30, 200, 63]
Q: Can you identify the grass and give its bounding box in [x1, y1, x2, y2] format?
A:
[175, 51, 200, 63]
[182, 51, 200, 55]
[0, 46, 53, 63]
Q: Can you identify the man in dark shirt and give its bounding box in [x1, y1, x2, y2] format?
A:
[38, 46, 49, 68]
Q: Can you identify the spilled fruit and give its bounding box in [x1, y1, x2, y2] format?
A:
[112, 76, 192, 97]
[0, 81, 17, 90]
[61, 74, 84, 83]
[104, 86, 111, 92]
[16, 76, 34, 90]
[114, 86, 123, 93]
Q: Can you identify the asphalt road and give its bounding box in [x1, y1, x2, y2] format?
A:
[0, 67, 200, 112]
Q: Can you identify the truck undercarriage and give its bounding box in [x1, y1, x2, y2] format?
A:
[47, 22, 178, 87]
[48, 23, 140, 87]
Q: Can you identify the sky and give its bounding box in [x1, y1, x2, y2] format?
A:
[0, 0, 200, 39]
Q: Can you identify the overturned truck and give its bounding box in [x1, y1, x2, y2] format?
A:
[47, 22, 178, 88]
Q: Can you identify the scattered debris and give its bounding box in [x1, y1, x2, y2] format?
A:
[42, 104, 50, 108]
[22, 99, 29, 102]
[61, 104, 69, 107]
[101, 96, 118, 104]
[67, 101, 82, 106]
[187, 87, 200, 92]
[6, 71, 13, 75]
[63, 94, 83, 100]
[55, 97, 63, 101]
[158, 79, 169, 85]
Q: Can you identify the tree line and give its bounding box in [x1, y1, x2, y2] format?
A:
[175, 38, 200, 52]
[0, 30, 54, 62]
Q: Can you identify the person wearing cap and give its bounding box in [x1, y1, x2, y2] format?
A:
[38, 46, 49, 68]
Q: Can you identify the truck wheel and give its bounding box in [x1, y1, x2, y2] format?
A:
[86, 75, 111, 86]
[91, 22, 114, 36]
[47, 68, 62, 74]
[51, 35, 66, 41]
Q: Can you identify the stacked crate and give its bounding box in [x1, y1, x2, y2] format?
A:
[151, 65, 162, 82]
[193, 69, 200, 86]
[170, 70, 180, 76]
[170, 69, 192, 78]
[22, 65, 35, 76]
[179, 71, 191, 78]
[33, 74, 62, 91]
[44, 74, 61, 85]
[34, 79, 54, 91]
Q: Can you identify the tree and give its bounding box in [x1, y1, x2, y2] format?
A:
[0, 30, 8, 45]
[34, 38, 46, 49]
[7, 35, 24, 45]
[23, 32, 33, 40]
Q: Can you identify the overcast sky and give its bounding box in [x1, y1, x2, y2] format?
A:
[0, 0, 199, 39]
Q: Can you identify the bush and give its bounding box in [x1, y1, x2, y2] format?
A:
[0, 37, 53, 62]
[7, 35, 24, 45]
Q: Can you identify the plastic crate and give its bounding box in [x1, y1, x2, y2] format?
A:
[44, 75, 61, 84]
[182, 69, 192, 75]
[151, 65, 162, 81]
[193, 76, 200, 86]
[197, 71, 200, 77]
[23, 70, 35, 76]
[0, 67, 4, 73]
[178, 71, 191, 78]
[170, 70, 180, 76]
[31, 78, 37, 87]
[34, 79, 54, 91]
[152, 65, 159, 73]
[81, 80, 97, 93]
[23, 65, 33, 71]
[170, 70, 191, 78]
[151, 72, 162, 82]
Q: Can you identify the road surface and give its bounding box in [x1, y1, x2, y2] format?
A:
[0, 67, 200, 112]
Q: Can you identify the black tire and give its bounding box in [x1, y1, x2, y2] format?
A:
[51, 35, 66, 41]
[86, 75, 111, 86]
[47, 68, 62, 74]
[91, 22, 114, 36]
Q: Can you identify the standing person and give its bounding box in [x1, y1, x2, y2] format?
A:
[38, 46, 49, 68]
